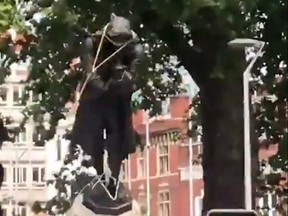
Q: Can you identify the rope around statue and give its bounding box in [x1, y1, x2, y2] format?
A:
[44, 14, 143, 214]
[70, 23, 135, 203]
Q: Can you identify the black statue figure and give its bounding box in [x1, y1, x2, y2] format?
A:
[69, 13, 143, 215]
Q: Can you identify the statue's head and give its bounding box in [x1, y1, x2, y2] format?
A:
[106, 13, 133, 46]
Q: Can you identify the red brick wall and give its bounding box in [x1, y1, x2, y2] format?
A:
[125, 95, 203, 216]
[133, 110, 145, 127]
[170, 96, 190, 119]
[126, 142, 203, 216]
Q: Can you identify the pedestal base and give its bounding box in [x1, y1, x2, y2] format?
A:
[82, 181, 132, 215]
[69, 173, 132, 215]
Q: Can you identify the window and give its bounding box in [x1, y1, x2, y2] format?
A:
[1, 207, 7, 216]
[0, 86, 8, 105]
[14, 129, 27, 144]
[33, 126, 45, 146]
[15, 68, 28, 76]
[159, 191, 170, 216]
[120, 161, 127, 181]
[195, 189, 204, 216]
[32, 167, 45, 186]
[12, 86, 24, 105]
[138, 193, 148, 215]
[29, 91, 39, 103]
[12, 202, 27, 216]
[137, 149, 146, 178]
[57, 135, 62, 161]
[192, 143, 203, 157]
[13, 167, 27, 187]
[2, 166, 7, 186]
[158, 140, 169, 175]
[259, 192, 277, 216]
[161, 99, 170, 115]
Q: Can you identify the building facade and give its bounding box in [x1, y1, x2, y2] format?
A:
[119, 96, 204, 216]
[0, 62, 50, 216]
[2, 63, 283, 216]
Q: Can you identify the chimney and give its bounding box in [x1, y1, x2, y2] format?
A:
[133, 110, 145, 127]
[169, 96, 190, 119]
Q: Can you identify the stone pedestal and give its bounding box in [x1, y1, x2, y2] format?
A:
[82, 181, 132, 215]
[67, 173, 132, 216]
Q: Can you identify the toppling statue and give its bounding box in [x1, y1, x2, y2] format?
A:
[68, 13, 144, 215]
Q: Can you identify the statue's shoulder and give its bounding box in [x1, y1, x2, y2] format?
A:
[92, 30, 103, 37]
[131, 30, 140, 43]
[83, 33, 103, 50]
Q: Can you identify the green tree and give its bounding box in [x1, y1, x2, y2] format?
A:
[0, 0, 287, 214]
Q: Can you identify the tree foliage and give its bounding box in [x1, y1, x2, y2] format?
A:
[0, 0, 287, 213]
[0, 0, 285, 143]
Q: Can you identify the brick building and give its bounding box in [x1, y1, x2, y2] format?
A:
[120, 95, 204, 216]
[119, 95, 287, 216]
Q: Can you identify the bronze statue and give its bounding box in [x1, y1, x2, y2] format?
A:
[68, 13, 144, 214]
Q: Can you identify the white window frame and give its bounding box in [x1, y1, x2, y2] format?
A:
[13, 202, 28, 216]
[137, 148, 146, 179]
[0, 85, 8, 105]
[161, 98, 171, 116]
[195, 189, 204, 216]
[258, 192, 278, 216]
[29, 90, 40, 103]
[1, 166, 8, 186]
[32, 166, 45, 187]
[192, 142, 203, 164]
[1, 205, 8, 216]
[158, 190, 171, 216]
[12, 166, 28, 188]
[12, 85, 24, 105]
[56, 135, 62, 161]
[157, 134, 170, 175]
[120, 160, 128, 181]
[138, 192, 148, 214]
[14, 128, 27, 145]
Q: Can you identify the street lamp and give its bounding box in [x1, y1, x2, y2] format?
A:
[228, 38, 265, 210]
[208, 209, 258, 216]
[228, 38, 265, 50]
[145, 111, 151, 216]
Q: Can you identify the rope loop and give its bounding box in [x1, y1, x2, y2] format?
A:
[77, 24, 133, 101]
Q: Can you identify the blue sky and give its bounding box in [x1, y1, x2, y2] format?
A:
[178, 66, 199, 98]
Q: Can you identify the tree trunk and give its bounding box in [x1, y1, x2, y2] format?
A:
[198, 64, 260, 214]
[200, 76, 245, 212]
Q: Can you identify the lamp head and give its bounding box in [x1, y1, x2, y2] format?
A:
[228, 38, 265, 50]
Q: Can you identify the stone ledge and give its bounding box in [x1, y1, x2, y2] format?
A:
[179, 165, 203, 181]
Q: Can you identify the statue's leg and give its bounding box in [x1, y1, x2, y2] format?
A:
[100, 103, 123, 197]
[108, 151, 122, 180]
[69, 100, 105, 176]
[107, 151, 123, 197]
[91, 129, 105, 176]
[69, 101, 92, 152]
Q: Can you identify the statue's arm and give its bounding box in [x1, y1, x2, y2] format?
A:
[80, 37, 95, 74]
[131, 43, 144, 73]
[123, 42, 144, 76]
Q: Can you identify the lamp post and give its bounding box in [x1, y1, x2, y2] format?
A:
[188, 117, 193, 216]
[228, 38, 265, 210]
[145, 111, 151, 216]
[127, 155, 132, 190]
